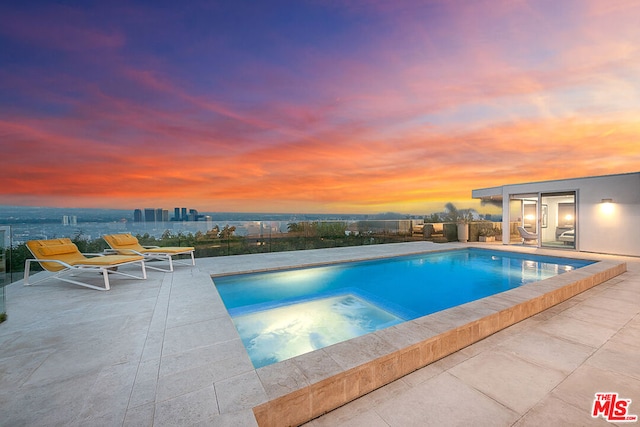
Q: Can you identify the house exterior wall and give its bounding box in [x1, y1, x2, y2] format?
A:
[476, 172, 640, 257]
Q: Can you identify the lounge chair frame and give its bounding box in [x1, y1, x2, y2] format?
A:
[103, 234, 195, 272]
[517, 226, 539, 245]
[25, 239, 147, 291]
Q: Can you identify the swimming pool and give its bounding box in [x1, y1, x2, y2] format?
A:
[214, 248, 593, 368]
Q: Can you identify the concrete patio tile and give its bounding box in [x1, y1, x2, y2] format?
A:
[204, 409, 260, 427]
[154, 385, 219, 426]
[580, 294, 639, 317]
[161, 315, 239, 356]
[448, 350, 566, 414]
[513, 394, 611, 426]
[585, 340, 640, 381]
[256, 358, 310, 400]
[533, 312, 619, 348]
[214, 370, 268, 413]
[550, 364, 640, 417]
[374, 372, 520, 426]
[75, 362, 139, 422]
[430, 346, 474, 371]
[21, 328, 147, 387]
[301, 376, 416, 426]
[529, 297, 580, 321]
[156, 364, 219, 403]
[123, 402, 155, 427]
[399, 361, 444, 387]
[302, 380, 407, 427]
[559, 302, 634, 330]
[159, 338, 252, 378]
[607, 317, 640, 350]
[324, 332, 397, 370]
[291, 348, 344, 384]
[496, 329, 596, 375]
[0, 349, 52, 386]
[304, 407, 389, 427]
[0, 369, 98, 427]
[140, 329, 165, 362]
[128, 375, 158, 409]
[598, 286, 640, 304]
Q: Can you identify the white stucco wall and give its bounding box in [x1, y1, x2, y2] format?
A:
[576, 174, 640, 257]
[483, 172, 640, 257]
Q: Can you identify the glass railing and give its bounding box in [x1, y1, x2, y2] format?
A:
[0, 226, 9, 321]
[2, 220, 502, 282]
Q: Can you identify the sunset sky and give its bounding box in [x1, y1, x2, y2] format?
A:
[1, 0, 639, 215]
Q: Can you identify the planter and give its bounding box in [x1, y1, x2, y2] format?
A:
[479, 236, 495, 242]
[457, 223, 469, 242]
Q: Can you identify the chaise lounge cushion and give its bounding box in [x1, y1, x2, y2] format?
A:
[112, 234, 139, 246]
[38, 242, 78, 256]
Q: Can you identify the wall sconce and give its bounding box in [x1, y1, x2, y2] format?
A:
[600, 198, 614, 215]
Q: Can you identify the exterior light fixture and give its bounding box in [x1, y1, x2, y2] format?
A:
[600, 198, 614, 215]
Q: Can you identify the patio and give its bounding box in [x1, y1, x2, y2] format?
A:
[0, 241, 638, 426]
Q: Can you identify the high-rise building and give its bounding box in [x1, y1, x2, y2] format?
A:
[181, 208, 187, 221]
[134, 209, 143, 222]
[62, 215, 77, 226]
[144, 209, 156, 223]
[174, 208, 180, 221]
[188, 209, 199, 221]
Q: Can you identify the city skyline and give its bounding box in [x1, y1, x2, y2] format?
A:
[1, 1, 639, 214]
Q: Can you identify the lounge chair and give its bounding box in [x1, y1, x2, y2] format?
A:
[25, 238, 147, 291]
[517, 226, 538, 244]
[103, 233, 195, 272]
[558, 229, 575, 244]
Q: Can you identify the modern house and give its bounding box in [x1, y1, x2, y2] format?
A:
[472, 172, 640, 257]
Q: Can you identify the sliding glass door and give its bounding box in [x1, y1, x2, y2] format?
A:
[509, 191, 576, 249]
[540, 192, 576, 249]
[509, 194, 538, 243]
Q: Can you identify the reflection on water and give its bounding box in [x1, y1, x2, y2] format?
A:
[234, 294, 403, 368]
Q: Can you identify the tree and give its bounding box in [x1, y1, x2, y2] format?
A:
[219, 225, 236, 239]
[443, 202, 473, 223]
[425, 213, 441, 223]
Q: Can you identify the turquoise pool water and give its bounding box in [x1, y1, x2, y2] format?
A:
[214, 248, 592, 368]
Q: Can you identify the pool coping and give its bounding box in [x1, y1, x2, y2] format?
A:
[222, 245, 628, 427]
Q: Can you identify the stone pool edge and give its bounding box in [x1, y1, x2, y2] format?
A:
[250, 259, 627, 427]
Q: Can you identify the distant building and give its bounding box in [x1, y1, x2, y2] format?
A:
[144, 209, 156, 223]
[134, 207, 202, 223]
[62, 215, 77, 226]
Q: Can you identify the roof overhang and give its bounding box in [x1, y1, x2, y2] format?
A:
[472, 186, 503, 200]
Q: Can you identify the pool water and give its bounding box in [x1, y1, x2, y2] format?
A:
[233, 294, 404, 368]
[214, 248, 592, 368]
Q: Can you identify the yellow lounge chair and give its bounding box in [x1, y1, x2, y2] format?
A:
[103, 233, 195, 272]
[25, 238, 147, 291]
